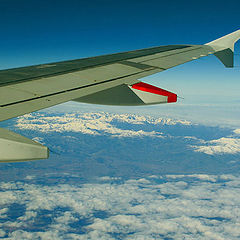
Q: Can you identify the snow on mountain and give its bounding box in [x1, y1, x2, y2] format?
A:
[193, 137, 240, 155]
[14, 112, 240, 155]
[15, 112, 191, 137]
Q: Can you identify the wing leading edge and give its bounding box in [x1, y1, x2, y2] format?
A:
[0, 29, 239, 162]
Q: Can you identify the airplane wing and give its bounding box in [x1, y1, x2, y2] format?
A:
[0, 29, 239, 162]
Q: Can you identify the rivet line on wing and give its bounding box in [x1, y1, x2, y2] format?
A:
[0, 69, 154, 108]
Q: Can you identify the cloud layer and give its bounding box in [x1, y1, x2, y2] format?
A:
[0, 175, 240, 239]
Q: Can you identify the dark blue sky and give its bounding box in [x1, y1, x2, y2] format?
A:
[0, 0, 239, 67]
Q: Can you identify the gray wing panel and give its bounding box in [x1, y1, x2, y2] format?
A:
[0, 45, 189, 86]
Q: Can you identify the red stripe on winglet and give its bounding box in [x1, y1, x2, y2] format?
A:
[131, 82, 177, 103]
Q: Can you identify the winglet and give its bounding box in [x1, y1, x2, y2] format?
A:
[206, 29, 240, 51]
[205, 29, 240, 67]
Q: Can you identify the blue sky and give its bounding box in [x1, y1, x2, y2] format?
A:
[1, 0, 239, 66]
[0, 0, 240, 125]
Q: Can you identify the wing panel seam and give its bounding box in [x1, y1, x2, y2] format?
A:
[0, 46, 191, 87]
[0, 69, 153, 108]
[139, 46, 205, 63]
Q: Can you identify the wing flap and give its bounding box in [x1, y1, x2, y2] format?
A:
[75, 82, 177, 106]
[0, 128, 48, 162]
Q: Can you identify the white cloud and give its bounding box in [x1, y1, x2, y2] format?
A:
[25, 175, 35, 180]
[17, 211, 37, 221]
[99, 176, 121, 181]
[166, 174, 217, 182]
[0, 191, 17, 205]
[192, 137, 240, 155]
[233, 129, 240, 135]
[0, 208, 8, 219]
[0, 229, 5, 237]
[219, 174, 237, 181]
[1, 175, 240, 239]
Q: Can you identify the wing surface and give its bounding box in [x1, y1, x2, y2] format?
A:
[0, 44, 214, 121]
[1, 30, 240, 123]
